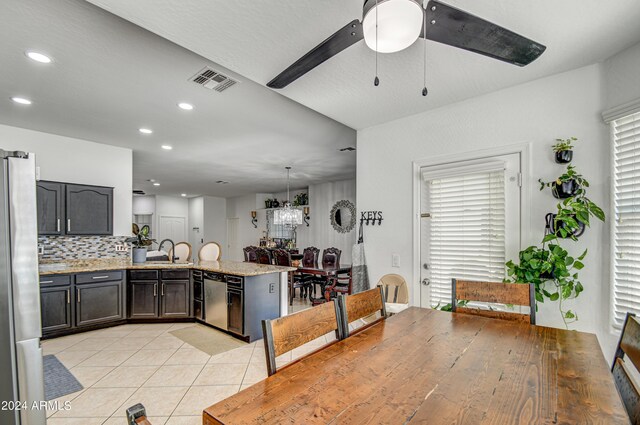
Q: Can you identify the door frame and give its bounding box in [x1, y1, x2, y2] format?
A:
[411, 143, 532, 307]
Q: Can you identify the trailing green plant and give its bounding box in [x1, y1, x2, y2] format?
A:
[538, 165, 587, 191]
[293, 192, 308, 207]
[126, 223, 155, 248]
[552, 137, 577, 153]
[505, 245, 586, 328]
[539, 165, 605, 240]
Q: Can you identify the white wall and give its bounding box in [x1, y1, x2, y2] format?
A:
[203, 196, 227, 259]
[226, 194, 266, 260]
[0, 124, 132, 235]
[133, 195, 155, 215]
[188, 196, 204, 254]
[358, 64, 611, 349]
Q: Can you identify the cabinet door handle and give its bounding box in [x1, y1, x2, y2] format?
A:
[76, 288, 80, 303]
[92, 275, 110, 280]
[153, 283, 157, 297]
[227, 293, 231, 305]
[66, 289, 70, 304]
[161, 283, 165, 296]
[67, 219, 71, 232]
[56, 219, 60, 232]
[40, 280, 53, 284]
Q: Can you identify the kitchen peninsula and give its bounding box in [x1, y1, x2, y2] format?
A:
[39, 259, 295, 342]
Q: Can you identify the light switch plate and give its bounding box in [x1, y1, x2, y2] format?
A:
[392, 254, 400, 268]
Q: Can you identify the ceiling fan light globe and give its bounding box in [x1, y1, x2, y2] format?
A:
[362, 0, 423, 53]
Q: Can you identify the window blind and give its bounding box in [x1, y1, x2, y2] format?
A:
[426, 169, 506, 308]
[612, 111, 640, 329]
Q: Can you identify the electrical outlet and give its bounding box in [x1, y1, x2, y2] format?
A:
[392, 254, 400, 268]
[37, 245, 44, 255]
[115, 244, 128, 252]
[269, 283, 275, 293]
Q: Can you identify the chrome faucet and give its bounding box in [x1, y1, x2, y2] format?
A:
[158, 239, 175, 263]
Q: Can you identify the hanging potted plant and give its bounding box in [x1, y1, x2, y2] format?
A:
[552, 137, 577, 164]
[505, 244, 586, 328]
[126, 224, 155, 264]
[539, 165, 586, 199]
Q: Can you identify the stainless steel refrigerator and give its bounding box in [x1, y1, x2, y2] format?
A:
[0, 149, 45, 425]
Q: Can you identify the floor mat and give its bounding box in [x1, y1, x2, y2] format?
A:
[170, 324, 247, 356]
[43, 354, 83, 401]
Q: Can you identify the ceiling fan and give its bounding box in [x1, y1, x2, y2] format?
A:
[267, 0, 546, 90]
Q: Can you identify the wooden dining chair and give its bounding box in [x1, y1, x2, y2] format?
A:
[243, 246, 258, 262]
[451, 279, 536, 324]
[311, 247, 342, 297]
[254, 247, 272, 265]
[337, 286, 386, 337]
[168, 242, 192, 262]
[612, 313, 640, 425]
[273, 249, 304, 305]
[262, 300, 343, 376]
[377, 274, 409, 316]
[198, 241, 221, 261]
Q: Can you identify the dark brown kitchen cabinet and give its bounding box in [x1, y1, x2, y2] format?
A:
[75, 279, 125, 327]
[129, 281, 159, 319]
[36, 181, 64, 236]
[65, 184, 113, 235]
[40, 285, 72, 333]
[40, 270, 125, 338]
[128, 269, 191, 320]
[35, 181, 113, 236]
[160, 280, 190, 318]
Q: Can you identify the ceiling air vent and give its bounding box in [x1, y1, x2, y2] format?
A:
[190, 67, 238, 92]
[133, 190, 145, 195]
[339, 147, 356, 152]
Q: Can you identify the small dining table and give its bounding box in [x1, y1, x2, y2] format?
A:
[203, 307, 628, 424]
[295, 263, 351, 303]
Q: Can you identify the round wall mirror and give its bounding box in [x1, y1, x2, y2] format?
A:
[330, 200, 356, 233]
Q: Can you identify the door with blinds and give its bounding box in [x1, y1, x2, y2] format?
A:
[611, 111, 640, 329]
[420, 154, 521, 308]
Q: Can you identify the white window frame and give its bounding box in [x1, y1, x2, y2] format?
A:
[607, 109, 640, 331]
[412, 143, 532, 306]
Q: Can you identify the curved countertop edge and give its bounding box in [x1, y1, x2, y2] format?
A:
[39, 259, 297, 277]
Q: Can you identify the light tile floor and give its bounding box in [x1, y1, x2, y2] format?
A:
[44, 297, 334, 424]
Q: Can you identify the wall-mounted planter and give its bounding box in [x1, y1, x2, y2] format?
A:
[552, 180, 579, 199]
[549, 213, 586, 238]
[555, 150, 573, 164]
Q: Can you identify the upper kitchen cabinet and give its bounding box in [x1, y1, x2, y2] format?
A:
[66, 184, 113, 235]
[36, 181, 64, 235]
[36, 181, 114, 236]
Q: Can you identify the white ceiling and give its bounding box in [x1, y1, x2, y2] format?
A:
[0, 0, 356, 198]
[85, 0, 640, 130]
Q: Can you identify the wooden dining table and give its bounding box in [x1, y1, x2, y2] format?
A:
[203, 307, 628, 424]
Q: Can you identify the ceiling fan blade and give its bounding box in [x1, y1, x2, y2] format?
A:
[267, 19, 363, 89]
[422, 0, 546, 66]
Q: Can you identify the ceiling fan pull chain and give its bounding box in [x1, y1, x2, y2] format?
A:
[422, 3, 428, 97]
[374, 0, 379, 87]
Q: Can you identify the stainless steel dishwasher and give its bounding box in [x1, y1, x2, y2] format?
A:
[204, 272, 227, 330]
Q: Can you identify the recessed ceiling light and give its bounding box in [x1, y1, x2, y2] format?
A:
[25, 51, 52, 63]
[178, 103, 194, 110]
[139, 128, 153, 134]
[181, 193, 187, 197]
[11, 97, 32, 105]
[153, 183, 160, 186]
[161, 145, 173, 150]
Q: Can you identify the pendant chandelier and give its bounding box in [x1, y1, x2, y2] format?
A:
[273, 166, 303, 228]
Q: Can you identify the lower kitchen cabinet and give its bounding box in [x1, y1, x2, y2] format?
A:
[40, 285, 72, 333]
[129, 280, 159, 319]
[76, 280, 125, 327]
[160, 280, 190, 318]
[40, 270, 125, 338]
[227, 289, 243, 335]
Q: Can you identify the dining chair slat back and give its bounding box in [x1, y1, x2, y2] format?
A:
[612, 313, 640, 425]
[378, 274, 409, 304]
[262, 300, 343, 376]
[452, 279, 535, 325]
[338, 286, 386, 337]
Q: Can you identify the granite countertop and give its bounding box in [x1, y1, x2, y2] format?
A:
[39, 258, 296, 277]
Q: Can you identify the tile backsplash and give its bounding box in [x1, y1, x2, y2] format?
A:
[38, 236, 129, 261]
